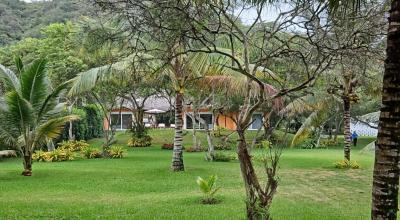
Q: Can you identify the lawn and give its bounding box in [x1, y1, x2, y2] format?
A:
[0, 130, 377, 220]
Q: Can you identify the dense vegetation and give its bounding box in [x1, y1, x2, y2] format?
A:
[0, 0, 90, 46]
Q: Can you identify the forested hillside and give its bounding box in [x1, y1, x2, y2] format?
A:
[0, 0, 90, 46]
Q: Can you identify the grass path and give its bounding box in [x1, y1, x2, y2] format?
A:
[0, 131, 377, 219]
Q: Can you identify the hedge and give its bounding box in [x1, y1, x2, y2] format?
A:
[57, 104, 103, 142]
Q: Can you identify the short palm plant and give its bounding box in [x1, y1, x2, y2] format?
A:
[0, 58, 77, 176]
[196, 175, 220, 204]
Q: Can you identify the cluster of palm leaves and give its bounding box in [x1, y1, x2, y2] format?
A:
[0, 57, 77, 175]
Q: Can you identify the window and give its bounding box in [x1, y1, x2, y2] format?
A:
[185, 114, 199, 129]
[111, 114, 121, 130]
[250, 114, 263, 130]
[185, 113, 213, 129]
[200, 114, 213, 129]
[110, 113, 133, 130]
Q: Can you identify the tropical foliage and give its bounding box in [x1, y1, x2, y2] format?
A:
[0, 57, 77, 175]
[196, 175, 220, 204]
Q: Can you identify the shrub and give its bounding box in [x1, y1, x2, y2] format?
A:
[251, 154, 270, 163]
[214, 143, 232, 151]
[196, 175, 220, 204]
[320, 139, 338, 148]
[161, 143, 174, 150]
[47, 149, 74, 162]
[83, 104, 103, 139]
[58, 140, 89, 152]
[213, 152, 236, 162]
[33, 149, 74, 162]
[185, 147, 205, 152]
[82, 147, 103, 159]
[334, 160, 360, 169]
[108, 146, 125, 159]
[57, 105, 103, 142]
[212, 126, 228, 137]
[32, 150, 49, 162]
[299, 139, 317, 149]
[128, 135, 152, 147]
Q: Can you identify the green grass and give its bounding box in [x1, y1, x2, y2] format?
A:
[0, 130, 378, 220]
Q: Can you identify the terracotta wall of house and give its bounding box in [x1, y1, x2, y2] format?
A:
[216, 113, 237, 130]
[104, 118, 110, 131]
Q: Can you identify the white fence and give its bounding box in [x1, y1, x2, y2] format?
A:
[350, 121, 378, 137]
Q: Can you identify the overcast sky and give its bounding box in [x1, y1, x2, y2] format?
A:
[20, 0, 289, 25]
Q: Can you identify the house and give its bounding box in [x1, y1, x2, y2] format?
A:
[104, 96, 172, 130]
[182, 107, 264, 131]
[104, 95, 267, 131]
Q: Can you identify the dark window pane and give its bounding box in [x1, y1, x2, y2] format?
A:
[200, 114, 213, 129]
[122, 114, 132, 129]
[186, 115, 193, 129]
[111, 114, 121, 130]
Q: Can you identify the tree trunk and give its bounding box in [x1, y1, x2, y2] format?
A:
[68, 104, 75, 141]
[47, 140, 55, 152]
[315, 126, 324, 149]
[22, 149, 32, 176]
[236, 128, 273, 220]
[192, 109, 200, 151]
[371, 1, 400, 219]
[205, 129, 214, 160]
[171, 91, 184, 171]
[198, 114, 214, 160]
[133, 108, 145, 136]
[343, 97, 351, 161]
[68, 121, 74, 141]
[334, 117, 342, 142]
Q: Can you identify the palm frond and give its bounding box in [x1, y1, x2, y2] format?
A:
[20, 59, 49, 112]
[69, 53, 157, 96]
[0, 64, 20, 91]
[280, 96, 317, 117]
[0, 108, 18, 148]
[35, 115, 79, 146]
[14, 56, 24, 74]
[38, 81, 70, 120]
[291, 109, 328, 147]
[5, 91, 34, 129]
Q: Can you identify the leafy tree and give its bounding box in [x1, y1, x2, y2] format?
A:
[0, 58, 77, 176]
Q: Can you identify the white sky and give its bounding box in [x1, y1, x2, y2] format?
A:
[20, 0, 288, 25]
[236, 3, 292, 25]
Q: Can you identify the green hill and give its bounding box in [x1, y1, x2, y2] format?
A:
[0, 0, 90, 46]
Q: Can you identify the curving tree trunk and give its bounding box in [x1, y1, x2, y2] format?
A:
[237, 127, 277, 220]
[371, 1, 400, 219]
[343, 97, 351, 161]
[171, 91, 184, 171]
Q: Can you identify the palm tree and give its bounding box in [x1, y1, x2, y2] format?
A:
[321, 0, 400, 218]
[0, 58, 77, 176]
[371, 1, 400, 219]
[165, 49, 225, 171]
